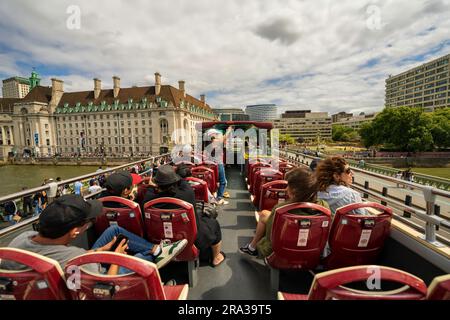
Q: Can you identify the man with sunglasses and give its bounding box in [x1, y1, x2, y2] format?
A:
[0, 194, 186, 275]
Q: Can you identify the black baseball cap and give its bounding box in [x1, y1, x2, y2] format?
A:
[105, 171, 133, 194]
[38, 194, 103, 239]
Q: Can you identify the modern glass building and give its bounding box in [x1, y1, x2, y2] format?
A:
[245, 104, 278, 121]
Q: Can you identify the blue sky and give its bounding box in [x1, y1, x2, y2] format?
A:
[0, 0, 449, 115]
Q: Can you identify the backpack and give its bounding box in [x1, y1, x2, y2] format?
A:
[195, 202, 219, 219]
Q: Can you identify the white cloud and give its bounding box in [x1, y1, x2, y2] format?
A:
[0, 0, 449, 113]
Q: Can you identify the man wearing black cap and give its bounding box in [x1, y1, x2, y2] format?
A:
[100, 170, 136, 201]
[0, 194, 187, 274]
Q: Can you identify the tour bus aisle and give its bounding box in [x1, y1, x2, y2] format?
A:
[159, 166, 313, 299]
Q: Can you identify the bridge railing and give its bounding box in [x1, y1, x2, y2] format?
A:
[283, 149, 450, 247]
[0, 154, 170, 240]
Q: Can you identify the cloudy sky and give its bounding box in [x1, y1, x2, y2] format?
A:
[0, 0, 449, 115]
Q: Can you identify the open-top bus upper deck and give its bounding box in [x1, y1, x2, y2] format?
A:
[0, 121, 449, 301]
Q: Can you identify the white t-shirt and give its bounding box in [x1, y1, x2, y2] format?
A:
[88, 185, 103, 194]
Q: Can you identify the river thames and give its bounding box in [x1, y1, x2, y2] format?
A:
[1, 165, 100, 196]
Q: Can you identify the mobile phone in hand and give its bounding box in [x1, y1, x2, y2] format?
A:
[110, 234, 128, 252]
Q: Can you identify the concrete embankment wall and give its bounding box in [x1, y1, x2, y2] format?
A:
[3, 157, 144, 166]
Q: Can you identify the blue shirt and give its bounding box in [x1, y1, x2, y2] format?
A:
[317, 185, 367, 215]
[74, 181, 83, 195]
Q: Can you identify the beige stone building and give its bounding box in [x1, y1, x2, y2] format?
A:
[0, 72, 216, 158]
[333, 112, 379, 131]
[2, 77, 31, 99]
[385, 54, 450, 111]
[273, 110, 332, 142]
[331, 111, 353, 123]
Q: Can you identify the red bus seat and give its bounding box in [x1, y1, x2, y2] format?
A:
[248, 163, 271, 194]
[185, 177, 209, 203]
[96, 196, 145, 238]
[324, 202, 393, 269]
[266, 202, 331, 291]
[0, 248, 71, 300]
[252, 169, 283, 208]
[191, 166, 216, 193]
[65, 252, 188, 300]
[427, 274, 450, 300]
[247, 160, 268, 184]
[143, 197, 199, 287]
[258, 180, 289, 212]
[200, 161, 219, 186]
[278, 265, 427, 300]
[279, 162, 295, 177]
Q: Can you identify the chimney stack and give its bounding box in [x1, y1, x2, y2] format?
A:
[155, 72, 161, 95]
[200, 94, 205, 106]
[113, 76, 120, 98]
[49, 78, 64, 113]
[94, 78, 101, 99]
[52, 78, 64, 94]
[178, 80, 185, 97]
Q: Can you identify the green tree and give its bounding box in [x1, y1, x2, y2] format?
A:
[332, 124, 359, 142]
[359, 122, 377, 148]
[429, 107, 450, 149]
[359, 106, 437, 151]
[279, 133, 295, 145]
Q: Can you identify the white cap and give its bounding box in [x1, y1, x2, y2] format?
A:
[182, 144, 192, 154]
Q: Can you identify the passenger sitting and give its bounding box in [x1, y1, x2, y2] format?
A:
[315, 156, 366, 215]
[141, 164, 226, 267]
[99, 171, 139, 204]
[0, 194, 187, 274]
[175, 164, 217, 204]
[240, 168, 329, 258]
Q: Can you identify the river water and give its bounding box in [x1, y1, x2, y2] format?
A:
[1, 165, 100, 197]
